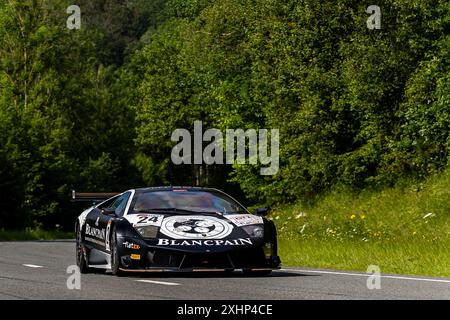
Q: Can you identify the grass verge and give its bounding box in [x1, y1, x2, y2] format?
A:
[278, 238, 450, 277]
[272, 167, 450, 277]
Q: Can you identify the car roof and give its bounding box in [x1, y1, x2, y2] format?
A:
[133, 186, 225, 194]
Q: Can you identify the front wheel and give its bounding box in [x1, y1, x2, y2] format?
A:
[76, 225, 92, 274]
[110, 227, 125, 276]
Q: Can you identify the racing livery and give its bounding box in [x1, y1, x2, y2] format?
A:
[74, 187, 281, 276]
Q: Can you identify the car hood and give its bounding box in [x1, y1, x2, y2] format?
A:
[124, 212, 264, 252]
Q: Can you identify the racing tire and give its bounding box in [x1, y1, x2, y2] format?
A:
[110, 227, 125, 277]
[242, 269, 272, 276]
[76, 225, 92, 274]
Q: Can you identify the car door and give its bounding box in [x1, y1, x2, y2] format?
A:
[83, 196, 119, 252]
[100, 191, 132, 252]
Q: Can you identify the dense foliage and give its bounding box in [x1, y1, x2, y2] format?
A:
[0, 0, 448, 229]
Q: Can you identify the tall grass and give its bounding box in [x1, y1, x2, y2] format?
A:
[272, 167, 450, 276]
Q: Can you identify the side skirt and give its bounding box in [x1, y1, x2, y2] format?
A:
[87, 247, 111, 270]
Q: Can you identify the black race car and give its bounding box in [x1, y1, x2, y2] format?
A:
[74, 187, 281, 276]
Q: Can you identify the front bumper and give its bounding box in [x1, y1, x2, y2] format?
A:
[117, 237, 281, 272]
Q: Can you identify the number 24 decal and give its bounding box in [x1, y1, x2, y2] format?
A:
[136, 215, 159, 224]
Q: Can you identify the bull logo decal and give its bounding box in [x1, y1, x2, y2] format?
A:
[160, 216, 233, 240]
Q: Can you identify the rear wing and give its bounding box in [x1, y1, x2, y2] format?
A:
[71, 190, 120, 203]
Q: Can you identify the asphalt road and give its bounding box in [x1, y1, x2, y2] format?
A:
[1, 241, 450, 300]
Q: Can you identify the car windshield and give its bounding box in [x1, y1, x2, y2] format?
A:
[130, 190, 246, 215]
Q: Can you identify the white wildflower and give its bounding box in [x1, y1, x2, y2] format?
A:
[295, 212, 306, 219]
[422, 213, 435, 219]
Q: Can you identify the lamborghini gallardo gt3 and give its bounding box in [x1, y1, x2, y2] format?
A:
[74, 187, 281, 276]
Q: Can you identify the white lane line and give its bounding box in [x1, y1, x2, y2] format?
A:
[22, 264, 43, 268]
[136, 279, 180, 286]
[281, 268, 450, 284]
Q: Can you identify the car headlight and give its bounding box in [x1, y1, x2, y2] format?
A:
[263, 242, 273, 258]
[135, 225, 158, 238]
[242, 225, 264, 238]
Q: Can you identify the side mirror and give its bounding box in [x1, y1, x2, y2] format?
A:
[101, 208, 116, 216]
[255, 207, 269, 216]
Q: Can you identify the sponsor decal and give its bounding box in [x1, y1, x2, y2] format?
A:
[125, 214, 164, 227]
[160, 216, 233, 240]
[130, 254, 141, 260]
[123, 241, 140, 250]
[226, 214, 263, 227]
[77, 207, 92, 228]
[84, 237, 104, 246]
[156, 238, 253, 246]
[105, 220, 112, 251]
[85, 224, 105, 240]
